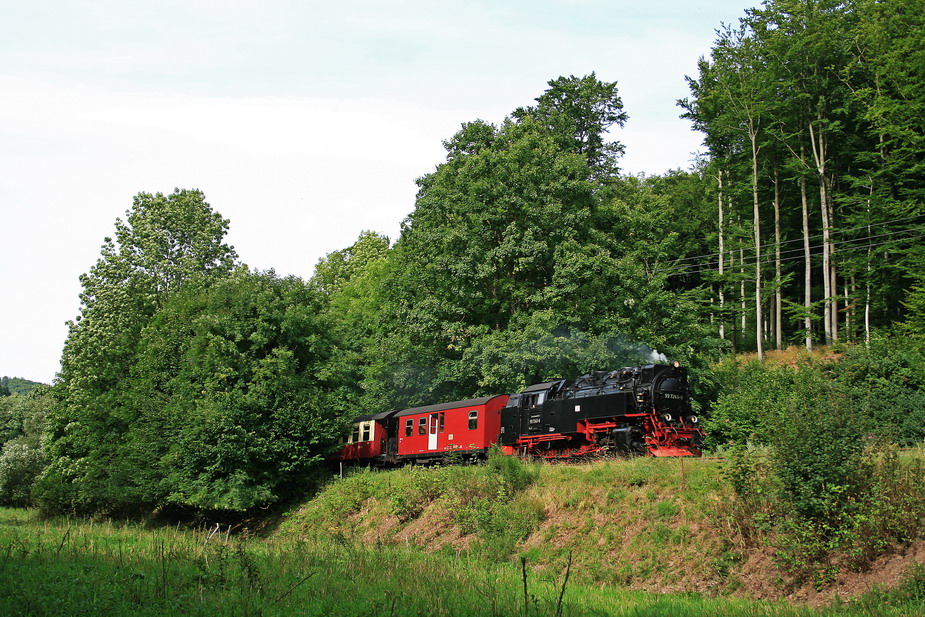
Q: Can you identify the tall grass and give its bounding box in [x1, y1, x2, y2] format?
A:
[2, 508, 921, 616]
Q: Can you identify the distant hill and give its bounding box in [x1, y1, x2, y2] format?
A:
[0, 376, 48, 396]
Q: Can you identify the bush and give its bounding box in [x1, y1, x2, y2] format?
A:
[833, 334, 925, 445]
[390, 465, 448, 521]
[0, 440, 47, 506]
[769, 369, 869, 522]
[705, 335, 925, 450]
[703, 360, 800, 447]
[486, 445, 537, 493]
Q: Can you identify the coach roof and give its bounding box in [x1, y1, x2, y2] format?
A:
[393, 395, 507, 417]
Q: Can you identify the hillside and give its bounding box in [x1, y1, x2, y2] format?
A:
[0, 376, 47, 396]
[274, 455, 925, 606]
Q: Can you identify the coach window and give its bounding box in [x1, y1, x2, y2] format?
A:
[439, 412, 445, 433]
[350, 423, 360, 444]
[418, 417, 427, 435]
[468, 410, 478, 430]
[361, 421, 372, 442]
[405, 418, 413, 437]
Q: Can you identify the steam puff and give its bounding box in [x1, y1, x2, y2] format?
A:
[645, 348, 668, 363]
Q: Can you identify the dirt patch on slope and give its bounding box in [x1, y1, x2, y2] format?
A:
[782, 541, 925, 607]
[352, 498, 476, 554]
[731, 540, 925, 606]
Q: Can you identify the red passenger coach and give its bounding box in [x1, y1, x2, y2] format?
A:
[393, 395, 508, 462]
[330, 395, 510, 465]
[331, 411, 394, 463]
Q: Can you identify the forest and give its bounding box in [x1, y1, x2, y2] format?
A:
[0, 0, 923, 527]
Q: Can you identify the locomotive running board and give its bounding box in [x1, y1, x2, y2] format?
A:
[649, 445, 700, 457]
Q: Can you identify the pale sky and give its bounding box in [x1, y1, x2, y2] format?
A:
[1, 0, 753, 384]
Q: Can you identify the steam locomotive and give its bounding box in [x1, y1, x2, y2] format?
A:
[332, 362, 703, 465]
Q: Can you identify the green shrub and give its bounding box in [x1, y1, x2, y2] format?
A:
[486, 446, 537, 493]
[390, 465, 447, 521]
[833, 334, 925, 446]
[0, 440, 47, 506]
[770, 369, 869, 522]
[704, 360, 797, 447]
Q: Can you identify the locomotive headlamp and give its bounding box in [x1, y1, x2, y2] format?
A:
[690, 416, 699, 424]
[663, 413, 673, 422]
[672, 360, 681, 368]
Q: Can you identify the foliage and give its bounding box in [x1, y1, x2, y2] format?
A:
[711, 340, 925, 584]
[0, 388, 50, 448]
[485, 445, 537, 493]
[46, 270, 340, 513]
[311, 230, 390, 298]
[680, 0, 925, 352]
[39, 189, 239, 514]
[313, 231, 393, 413]
[768, 369, 868, 523]
[767, 448, 925, 587]
[829, 333, 925, 445]
[134, 270, 343, 511]
[515, 73, 628, 177]
[704, 360, 797, 446]
[0, 388, 51, 506]
[706, 334, 925, 450]
[721, 404, 925, 586]
[0, 442, 47, 507]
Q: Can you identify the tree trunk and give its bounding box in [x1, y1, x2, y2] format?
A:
[865, 186, 873, 346]
[750, 120, 763, 360]
[773, 166, 782, 350]
[801, 169, 812, 351]
[740, 244, 747, 342]
[829, 197, 838, 342]
[810, 121, 832, 345]
[848, 277, 855, 342]
[718, 170, 726, 341]
[729, 243, 737, 349]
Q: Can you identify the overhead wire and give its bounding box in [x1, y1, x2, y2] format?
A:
[659, 224, 925, 276]
[664, 232, 925, 278]
[663, 213, 925, 266]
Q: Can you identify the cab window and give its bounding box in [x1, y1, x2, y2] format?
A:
[523, 392, 546, 408]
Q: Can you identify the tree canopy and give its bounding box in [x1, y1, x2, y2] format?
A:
[38, 189, 239, 513]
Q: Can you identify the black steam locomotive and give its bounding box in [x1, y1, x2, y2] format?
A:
[498, 361, 702, 458]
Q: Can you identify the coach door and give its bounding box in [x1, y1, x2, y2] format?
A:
[428, 413, 439, 450]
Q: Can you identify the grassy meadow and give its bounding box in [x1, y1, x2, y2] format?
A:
[3, 456, 925, 616]
[2, 506, 923, 617]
